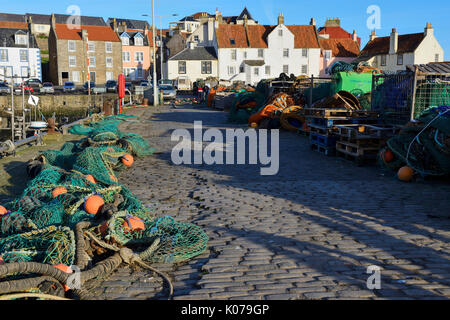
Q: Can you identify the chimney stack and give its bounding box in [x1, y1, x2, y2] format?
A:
[424, 22, 434, 37]
[51, 13, 56, 29]
[278, 13, 285, 25]
[389, 27, 398, 54]
[352, 30, 358, 42]
[310, 18, 316, 26]
[370, 30, 377, 42]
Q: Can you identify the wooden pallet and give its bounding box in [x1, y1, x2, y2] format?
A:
[304, 108, 379, 119]
[308, 117, 381, 129]
[334, 124, 400, 140]
[308, 124, 332, 136]
[310, 142, 336, 156]
[336, 140, 380, 158]
[310, 133, 338, 147]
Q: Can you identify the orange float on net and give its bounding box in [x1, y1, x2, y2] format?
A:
[53, 264, 73, 291]
[250, 122, 258, 128]
[0, 256, 5, 265]
[52, 187, 68, 198]
[123, 217, 145, 234]
[121, 154, 134, 167]
[0, 206, 8, 216]
[86, 175, 97, 184]
[397, 166, 415, 182]
[382, 150, 395, 163]
[84, 195, 105, 215]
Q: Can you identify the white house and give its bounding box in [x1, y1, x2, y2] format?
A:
[167, 43, 218, 82]
[358, 23, 444, 73]
[215, 14, 321, 85]
[0, 27, 41, 84]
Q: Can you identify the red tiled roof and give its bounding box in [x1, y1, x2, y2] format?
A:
[319, 38, 360, 57]
[360, 33, 425, 57]
[286, 25, 320, 49]
[217, 24, 320, 49]
[0, 21, 28, 29]
[55, 24, 120, 42]
[319, 26, 361, 47]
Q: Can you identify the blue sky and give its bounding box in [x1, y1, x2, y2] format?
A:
[2, 0, 449, 59]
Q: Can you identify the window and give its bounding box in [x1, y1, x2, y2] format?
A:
[265, 65, 271, 75]
[15, 34, 27, 45]
[397, 54, 403, 65]
[230, 38, 235, 45]
[194, 35, 199, 42]
[254, 67, 259, 76]
[244, 51, 247, 59]
[258, 49, 264, 58]
[240, 66, 245, 73]
[178, 61, 186, 74]
[88, 42, 95, 52]
[324, 50, 332, 60]
[302, 48, 308, 57]
[228, 66, 235, 75]
[283, 65, 289, 74]
[72, 71, 80, 83]
[106, 71, 113, 81]
[301, 64, 308, 74]
[123, 52, 130, 62]
[435, 54, 440, 62]
[380, 55, 387, 66]
[21, 67, 29, 77]
[278, 29, 283, 36]
[68, 40, 76, 52]
[137, 67, 143, 78]
[89, 56, 96, 67]
[69, 56, 76, 67]
[283, 49, 289, 58]
[134, 36, 144, 46]
[106, 57, 113, 68]
[19, 50, 28, 62]
[89, 71, 96, 82]
[201, 61, 212, 74]
[105, 42, 112, 53]
[0, 49, 7, 62]
[135, 52, 144, 62]
[121, 36, 129, 46]
[231, 50, 237, 61]
[61, 72, 69, 79]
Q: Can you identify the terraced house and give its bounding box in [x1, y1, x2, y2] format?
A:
[49, 14, 122, 85]
[0, 19, 42, 84]
[108, 18, 153, 82]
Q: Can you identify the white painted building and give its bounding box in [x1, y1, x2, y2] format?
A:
[359, 23, 444, 73]
[0, 28, 41, 84]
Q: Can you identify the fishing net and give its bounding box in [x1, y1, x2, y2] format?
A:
[381, 106, 450, 176]
[0, 114, 209, 280]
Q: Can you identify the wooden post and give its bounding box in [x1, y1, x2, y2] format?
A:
[410, 69, 418, 121]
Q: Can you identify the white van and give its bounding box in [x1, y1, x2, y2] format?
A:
[176, 76, 192, 92]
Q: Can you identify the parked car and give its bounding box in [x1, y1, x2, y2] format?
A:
[106, 80, 118, 93]
[158, 79, 174, 87]
[0, 82, 11, 95]
[40, 82, 55, 94]
[83, 81, 96, 93]
[23, 78, 42, 91]
[176, 76, 192, 92]
[159, 84, 177, 100]
[140, 80, 150, 88]
[63, 82, 76, 93]
[14, 83, 34, 95]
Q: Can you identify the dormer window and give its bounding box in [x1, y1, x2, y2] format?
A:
[134, 34, 144, 46]
[121, 34, 130, 46]
[230, 38, 236, 45]
[15, 33, 28, 46]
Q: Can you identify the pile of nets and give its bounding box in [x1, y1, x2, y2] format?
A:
[328, 61, 382, 75]
[380, 106, 450, 176]
[0, 114, 209, 299]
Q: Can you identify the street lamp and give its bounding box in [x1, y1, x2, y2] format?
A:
[142, 11, 178, 106]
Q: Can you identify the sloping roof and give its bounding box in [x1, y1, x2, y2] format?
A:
[360, 33, 425, 58]
[286, 25, 321, 49]
[170, 46, 217, 61]
[55, 24, 120, 42]
[108, 18, 149, 30]
[53, 14, 106, 26]
[0, 21, 28, 29]
[0, 13, 26, 23]
[237, 7, 254, 21]
[319, 38, 360, 57]
[217, 24, 320, 49]
[26, 13, 51, 24]
[191, 12, 213, 20]
[0, 28, 39, 48]
[412, 62, 450, 74]
[319, 26, 360, 43]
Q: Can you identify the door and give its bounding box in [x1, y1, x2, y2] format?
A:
[90, 71, 96, 83]
[245, 65, 251, 85]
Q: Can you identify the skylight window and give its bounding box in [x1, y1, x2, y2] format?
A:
[230, 38, 236, 45]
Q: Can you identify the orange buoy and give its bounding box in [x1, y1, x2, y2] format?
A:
[86, 175, 97, 184]
[358, 126, 366, 133]
[121, 154, 134, 167]
[53, 264, 73, 291]
[382, 150, 395, 163]
[0, 206, 8, 216]
[250, 122, 258, 128]
[109, 174, 118, 182]
[52, 187, 68, 198]
[0, 256, 5, 265]
[123, 217, 145, 233]
[397, 166, 414, 182]
[84, 195, 105, 215]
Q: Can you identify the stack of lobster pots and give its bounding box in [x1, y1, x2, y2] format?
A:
[304, 91, 399, 165]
